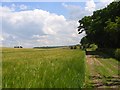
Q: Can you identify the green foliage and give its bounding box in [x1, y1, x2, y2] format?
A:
[74, 46, 77, 49]
[96, 48, 116, 57]
[2, 48, 85, 88]
[80, 36, 90, 49]
[70, 46, 73, 49]
[104, 17, 120, 47]
[115, 48, 120, 60]
[96, 48, 120, 61]
[76, 44, 81, 49]
[89, 44, 98, 51]
[78, 1, 120, 48]
[69, 45, 79, 49]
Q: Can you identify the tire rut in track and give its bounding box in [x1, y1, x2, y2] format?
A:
[85, 54, 120, 88]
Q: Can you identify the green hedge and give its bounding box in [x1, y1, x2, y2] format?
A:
[96, 48, 115, 57]
[96, 48, 120, 61]
[115, 49, 120, 61]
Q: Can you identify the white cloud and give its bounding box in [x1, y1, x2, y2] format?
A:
[0, 6, 12, 14]
[62, 3, 85, 20]
[62, 1, 96, 20]
[19, 4, 27, 10]
[10, 4, 16, 11]
[62, 0, 114, 20]
[1, 6, 82, 47]
[85, 0, 96, 12]
[95, 0, 114, 10]
[4, 4, 28, 11]
[62, 3, 68, 8]
[2, 1, 114, 47]
[0, 36, 4, 41]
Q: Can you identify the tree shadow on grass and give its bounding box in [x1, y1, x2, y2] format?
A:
[86, 50, 115, 59]
[88, 75, 120, 88]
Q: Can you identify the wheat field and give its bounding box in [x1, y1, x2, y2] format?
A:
[2, 48, 85, 88]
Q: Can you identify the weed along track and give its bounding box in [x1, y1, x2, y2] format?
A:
[85, 51, 120, 88]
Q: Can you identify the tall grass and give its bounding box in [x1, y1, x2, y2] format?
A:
[2, 48, 85, 88]
[0, 47, 2, 88]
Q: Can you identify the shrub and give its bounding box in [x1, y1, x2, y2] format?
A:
[70, 46, 73, 49]
[74, 46, 77, 49]
[115, 49, 120, 61]
[96, 48, 120, 61]
[89, 44, 98, 51]
[96, 48, 115, 57]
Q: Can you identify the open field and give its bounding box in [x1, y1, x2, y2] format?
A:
[2, 48, 85, 88]
[2, 48, 120, 88]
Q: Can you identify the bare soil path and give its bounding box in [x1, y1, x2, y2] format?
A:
[84, 51, 120, 88]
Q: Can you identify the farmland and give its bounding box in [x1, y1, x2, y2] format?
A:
[2, 48, 85, 88]
[2, 48, 120, 88]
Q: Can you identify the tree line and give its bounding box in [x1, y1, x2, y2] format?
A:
[78, 1, 120, 49]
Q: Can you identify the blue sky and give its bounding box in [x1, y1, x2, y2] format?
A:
[2, 2, 86, 19]
[1, 0, 114, 47]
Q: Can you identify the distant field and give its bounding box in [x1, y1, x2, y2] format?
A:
[2, 48, 85, 88]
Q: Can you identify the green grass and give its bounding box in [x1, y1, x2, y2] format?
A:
[2, 48, 85, 88]
[95, 52, 119, 76]
[0, 47, 2, 88]
[96, 58, 119, 76]
[85, 50, 119, 88]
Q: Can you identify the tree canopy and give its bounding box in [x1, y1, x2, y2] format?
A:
[78, 1, 120, 48]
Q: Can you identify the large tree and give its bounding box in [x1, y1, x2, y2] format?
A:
[78, 1, 120, 48]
